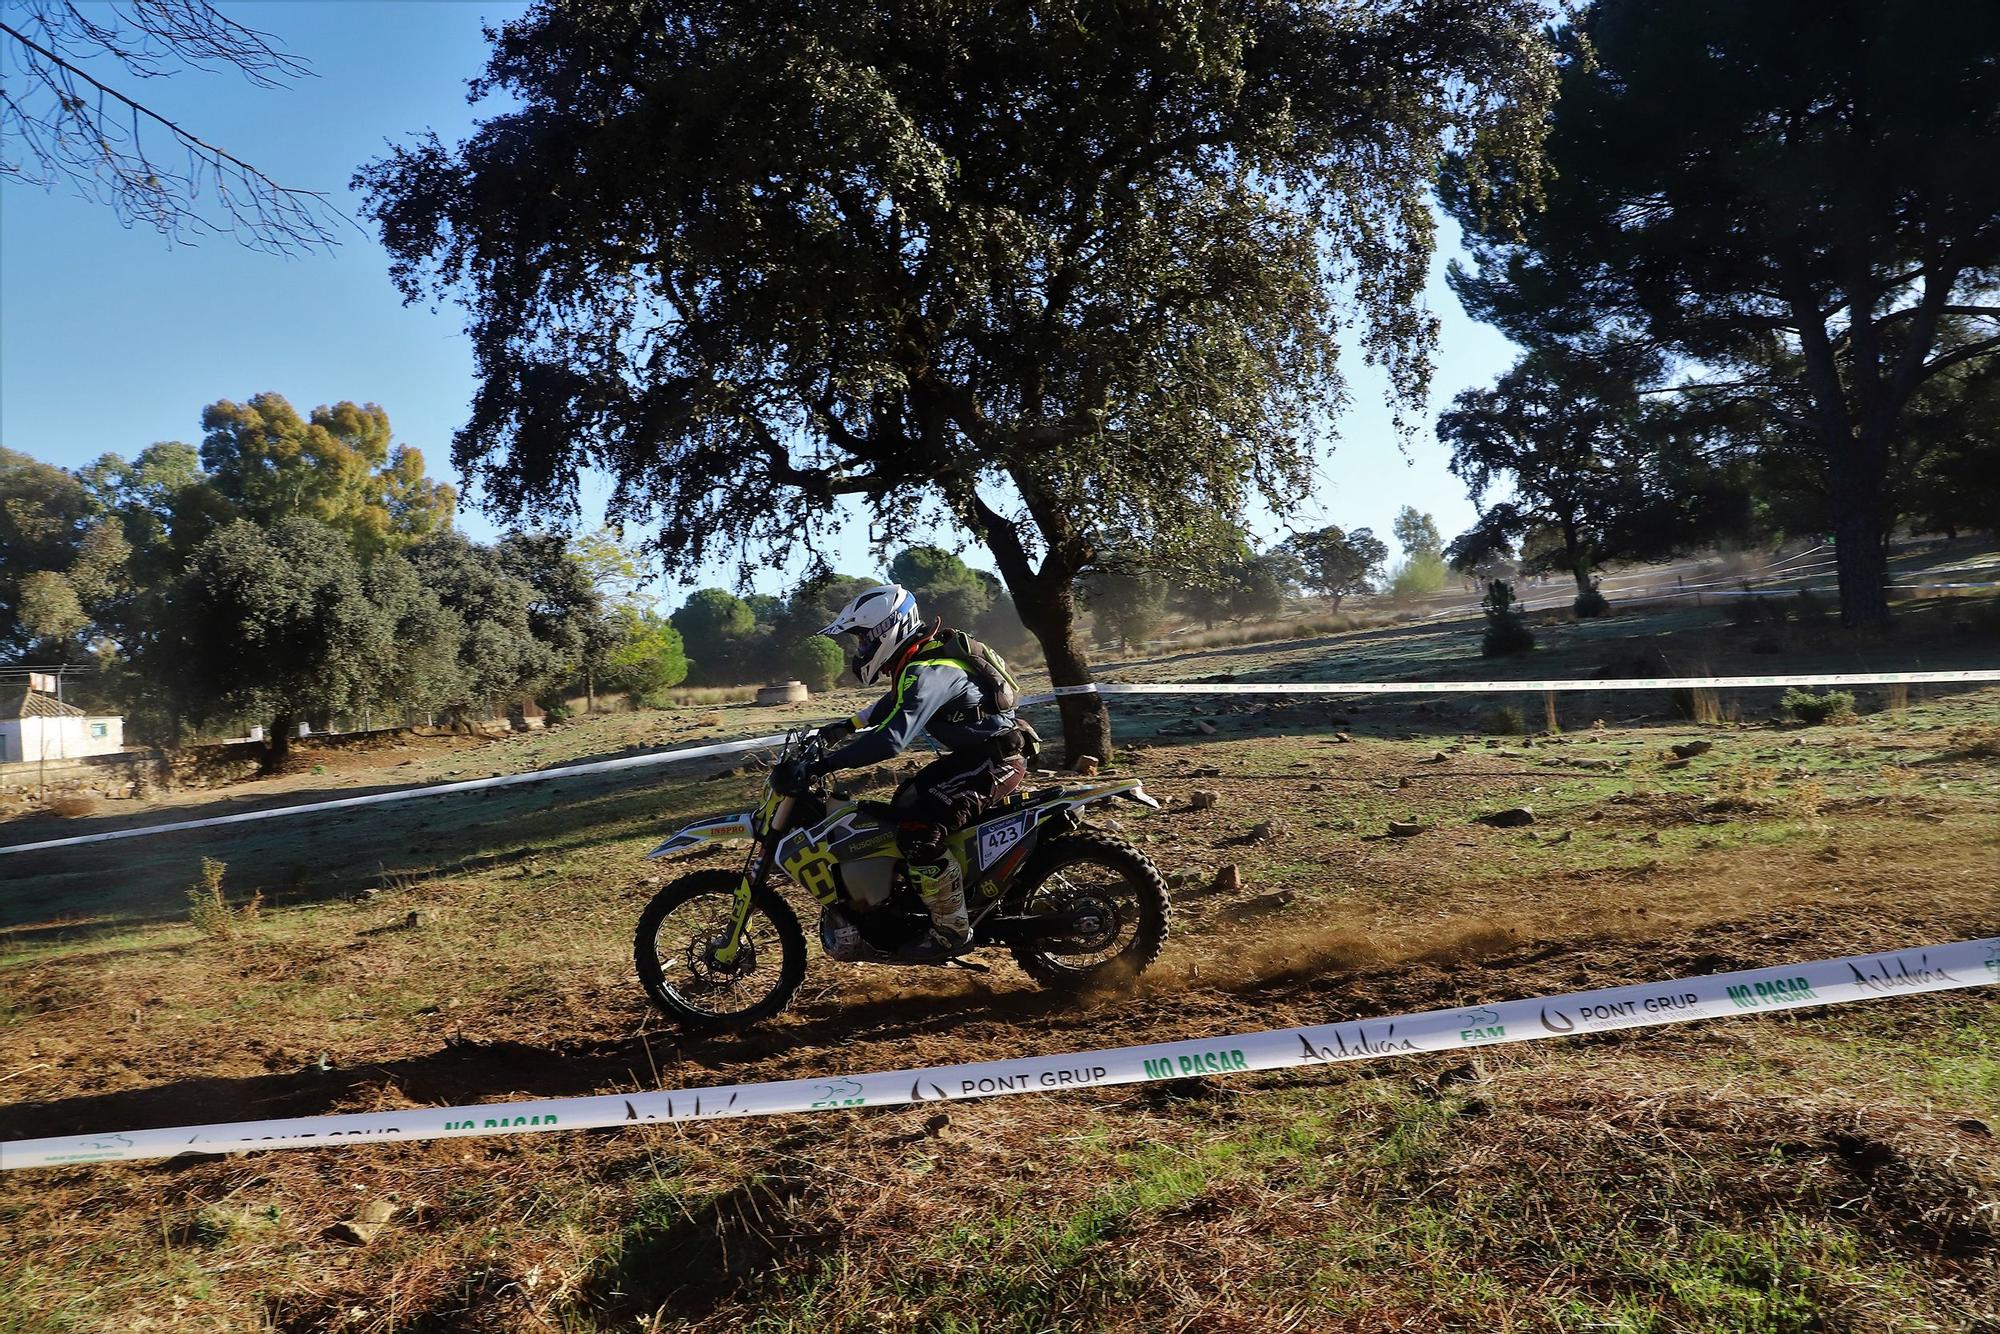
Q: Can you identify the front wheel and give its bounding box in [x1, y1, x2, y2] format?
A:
[634, 868, 807, 1030]
[1007, 828, 1170, 991]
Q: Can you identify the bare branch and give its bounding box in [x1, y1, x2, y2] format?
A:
[0, 1, 349, 254]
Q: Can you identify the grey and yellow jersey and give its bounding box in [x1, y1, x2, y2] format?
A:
[819, 651, 1018, 771]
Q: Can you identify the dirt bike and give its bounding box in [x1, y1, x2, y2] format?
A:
[633, 727, 1172, 1029]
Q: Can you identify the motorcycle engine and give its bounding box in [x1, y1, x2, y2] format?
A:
[819, 904, 925, 963]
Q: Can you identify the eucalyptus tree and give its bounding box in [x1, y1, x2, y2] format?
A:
[359, 0, 1557, 759]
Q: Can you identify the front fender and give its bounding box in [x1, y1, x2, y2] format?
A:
[644, 812, 755, 860]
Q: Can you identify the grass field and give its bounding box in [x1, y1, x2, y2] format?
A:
[1, 575, 1996, 1332]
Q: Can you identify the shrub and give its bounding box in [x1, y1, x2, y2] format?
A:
[1480, 580, 1536, 657]
[184, 857, 261, 939]
[1781, 688, 1855, 725]
[1792, 588, 1831, 624]
[1945, 724, 2000, 759]
[1387, 552, 1450, 601]
[1573, 584, 1611, 618]
[1715, 762, 1780, 805]
[606, 609, 690, 699]
[1484, 705, 1526, 736]
[787, 635, 845, 693]
[1727, 587, 1781, 627]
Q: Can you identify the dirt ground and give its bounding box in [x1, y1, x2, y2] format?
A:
[2, 589, 1997, 1332]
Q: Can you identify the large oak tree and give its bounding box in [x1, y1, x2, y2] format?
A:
[359, 0, 1556, 760]
[1448, 0, 2000, 627]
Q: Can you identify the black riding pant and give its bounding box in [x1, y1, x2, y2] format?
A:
[889, 749, 1028, 858]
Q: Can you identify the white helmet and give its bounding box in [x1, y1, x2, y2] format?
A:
[820, 583, 924, 685]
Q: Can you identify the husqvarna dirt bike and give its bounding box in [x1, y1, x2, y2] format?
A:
[633, 727, 1171, 1030]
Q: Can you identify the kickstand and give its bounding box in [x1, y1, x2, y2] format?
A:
[947, 957, 992, 973]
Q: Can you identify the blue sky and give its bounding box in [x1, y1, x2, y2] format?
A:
[0, 1, 1517, 600]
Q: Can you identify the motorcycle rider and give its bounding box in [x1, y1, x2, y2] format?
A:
[773, 583, 1030, 961]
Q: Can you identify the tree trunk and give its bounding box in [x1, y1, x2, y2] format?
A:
[1829, 433, 1892, 629]
[264, 713, 294, 774]
[1013, 582, 1112, 767]
[950, 478, 1112, 768]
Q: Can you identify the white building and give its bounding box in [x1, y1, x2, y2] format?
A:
[0, 688, 124, 764]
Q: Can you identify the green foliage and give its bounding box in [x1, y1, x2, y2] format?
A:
[0, 446, 123, 659]
[357, 552, 465, 716]
[497, 531, 615, 685]
[1781, 689, 1855, 725]
[15, 570, 89, 643]
[1281, 525, 1387, 606]
[1901, 358, 2000, 539]
[1483, 705, 1527, 736]
[1387, 552, 1450, 601]
[1480, 580, 1537, 657]
[199, 394, 454, 555]
[1170, 533, 1293, 626]
[890, 546, 991, 628]
[406, 532, 563, 711]
[171, 517, 393, 757]
[1573, 585, 1611, 619]
[356, 0, 1561, 760]
[604, 608, 690, 702]
[1080, 565, 1169, 651]
[671, 588, 753, 644]
[786, 635, 845, 693]
[671, 589, 757, 685]
[570, 527, 657, 612]
[1447, 0, 2000, 626]
[1439, 349, 1732, 595]
[1392, 508, 1444, 562]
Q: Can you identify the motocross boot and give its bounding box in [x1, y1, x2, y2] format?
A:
[902, 854, 973, 961]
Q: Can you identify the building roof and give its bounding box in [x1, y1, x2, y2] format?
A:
[0, 687, 88, 720]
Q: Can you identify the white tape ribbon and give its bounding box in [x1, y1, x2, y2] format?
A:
[1021, 668, 2000, 703]
[0, 733, 789, 856]
[6, 669, 1998, 856]
[5, 937, 1993, 1171]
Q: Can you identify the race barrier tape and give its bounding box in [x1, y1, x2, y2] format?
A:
[4, 936, 1993, 1171]
[0, 733, 790, 857]
[1026, 668, 2000, 701]
[5, 669, 1998, 857]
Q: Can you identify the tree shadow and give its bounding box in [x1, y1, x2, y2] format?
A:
[0, 754, 768, 939]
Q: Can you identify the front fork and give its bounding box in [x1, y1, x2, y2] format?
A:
[711, 852, 766, 966]
[715, 793, 795, 965]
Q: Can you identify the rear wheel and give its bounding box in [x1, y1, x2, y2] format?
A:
[1007, 828, 1170, 990]
[634, 868, 807, 1030]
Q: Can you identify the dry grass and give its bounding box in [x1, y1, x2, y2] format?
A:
[3, 598, 1997, 1332]
[658, 685, 761, 707]
[42, 795, 97, 819]
[1130, 608, 1402, 656]
[1946, 723, 2000, 759]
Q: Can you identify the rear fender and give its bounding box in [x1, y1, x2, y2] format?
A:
[644, 813, 754, 860]
[1050, 778, 1160, 814]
